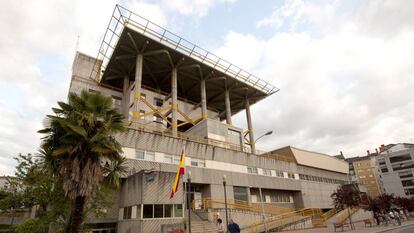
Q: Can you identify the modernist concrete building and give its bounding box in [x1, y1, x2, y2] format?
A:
[66, 5, 349, 233]
[377, 143, 414, 197]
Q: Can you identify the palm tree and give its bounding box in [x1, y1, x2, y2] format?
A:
[38, 90, 126, 233]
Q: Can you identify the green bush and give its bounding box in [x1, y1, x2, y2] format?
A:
[14, 219, 45, 233]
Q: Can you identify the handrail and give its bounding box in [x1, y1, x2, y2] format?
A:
[90, 5, 279, 95]
[202, 198, 292, 216]
[248, 208, 324, 232]
[335, 207, 360, 223]
[321, 207, 341, 220]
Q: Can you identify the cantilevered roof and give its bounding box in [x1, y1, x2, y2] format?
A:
[90, 5, 279, 120]
[271, 146, 349, 174]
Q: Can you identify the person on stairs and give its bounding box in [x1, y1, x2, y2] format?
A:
[217, 218, 224, 233]
[228, 219, 240, 233]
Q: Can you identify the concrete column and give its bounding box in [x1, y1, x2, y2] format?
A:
[225, 87, 232, 125]
[133, 54, 143, 119]
[171, 67, 178, 136]
[245, 99, 256, 154]
[122, 74, 130, 118]
[200, 78, 207, 120]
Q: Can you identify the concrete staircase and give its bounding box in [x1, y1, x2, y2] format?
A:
[189, 211, 218, 233]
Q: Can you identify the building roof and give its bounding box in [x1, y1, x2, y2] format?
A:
[270, 146, 349, 174]
[90, 5, 279, 120]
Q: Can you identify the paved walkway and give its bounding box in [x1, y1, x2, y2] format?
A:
[284, 219, 414, 233]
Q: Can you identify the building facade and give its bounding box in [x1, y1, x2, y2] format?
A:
[67, 5, 349, 233]
[345, 155, 383, 198]
[377, 143, 414, 197]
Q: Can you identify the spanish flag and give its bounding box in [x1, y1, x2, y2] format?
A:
[170, 149, 185, 199]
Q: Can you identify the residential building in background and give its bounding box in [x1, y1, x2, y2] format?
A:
[345, 153, 383, 198]
[377, 143, 414, 197]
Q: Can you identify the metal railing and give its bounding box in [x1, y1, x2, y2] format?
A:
[248, 208, 324, 232]
[91, 5, 279, 95]
[335, 207, 360, 223]
[201, 198, 292, 216]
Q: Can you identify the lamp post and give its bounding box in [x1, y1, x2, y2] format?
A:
[223, 175, 229, 233]
[258, 187, 268, 232]
[187, 171, 192, 233]
[254, 131, 273, 144]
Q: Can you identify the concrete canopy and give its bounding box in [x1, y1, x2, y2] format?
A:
[99, 24, 277, 120]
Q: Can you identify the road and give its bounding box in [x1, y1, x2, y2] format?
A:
[387, 224, 414, 233]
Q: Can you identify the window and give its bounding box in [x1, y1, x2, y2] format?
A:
[88, 88, 99, 93]
[136, 149, 145, 160]
[164, 204, 173, 218]
[400, 171, 413, 179]
[173, 156, 180, 165]
[154, 97, 163, 107]
[143, 205, 153, 219]
[390, 154, 412, 163]
[154, 205, 163, 218]
[262, 169, 272, 176]
[136, 150, 155, 161]
[275, 171, 284, 177]
[146, 151, 155, 161]
[191, 159, 205, 167]
[233, 186, 248, 201]
[247, 167, 258, 174]
[381, 167, 389, 173]
[288, 173, 295, 179]
[164, 155, 173, 164]
[123, 206, 132, 220]
[402, 179, 414, 187]
[174, 204, 183, 217]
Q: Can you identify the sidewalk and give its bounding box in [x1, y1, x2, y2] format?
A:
[285, 219, 414, 233]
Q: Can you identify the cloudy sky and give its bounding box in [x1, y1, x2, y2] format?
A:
[1, 0, 414, 175]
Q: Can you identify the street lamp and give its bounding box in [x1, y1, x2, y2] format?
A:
[223, 175, 229, 233]
[258, 187, 268, 233]
[254, 131, 273, 144]
[187, 171, 192, 233]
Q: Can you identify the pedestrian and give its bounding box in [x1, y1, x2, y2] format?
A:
[399, 209, 406, 221]
[228, 219, 241, 233]
[393, 209, 401, 226]
[383, 212, 389, 225]
[373, 212, 380, 225]
[217, 218, 224, 233]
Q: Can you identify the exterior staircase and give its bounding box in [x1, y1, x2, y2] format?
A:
[189, 210, 218, 233]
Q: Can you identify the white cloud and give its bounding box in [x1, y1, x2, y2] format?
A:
[221, 0, 414, 156]
[161, 0, 237, 17]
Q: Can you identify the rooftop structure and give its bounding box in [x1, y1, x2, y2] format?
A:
[86, 5, 279, 154]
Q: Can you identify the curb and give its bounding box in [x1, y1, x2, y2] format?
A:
[373, 222, 414, 233]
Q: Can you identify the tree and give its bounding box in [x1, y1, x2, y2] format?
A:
[38, 90, 126, 233]
[331, 184, 361, 229]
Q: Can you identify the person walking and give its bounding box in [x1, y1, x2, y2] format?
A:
[228, 219, 240, 233]
[373, 212, 380, 225]
[393, 210, 401, 226]
[217, 218, 224, 233]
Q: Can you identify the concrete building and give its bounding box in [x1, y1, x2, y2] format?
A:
[66, 5, 349, 233]
[377, 143, 414, 197]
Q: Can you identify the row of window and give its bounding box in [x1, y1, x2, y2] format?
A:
[247, 166, 287, 178]
[122, 204, 183, 220]
[299, 174, 345, 184]
[135, 149, 205, 168]
[134, 149, 343, 184]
